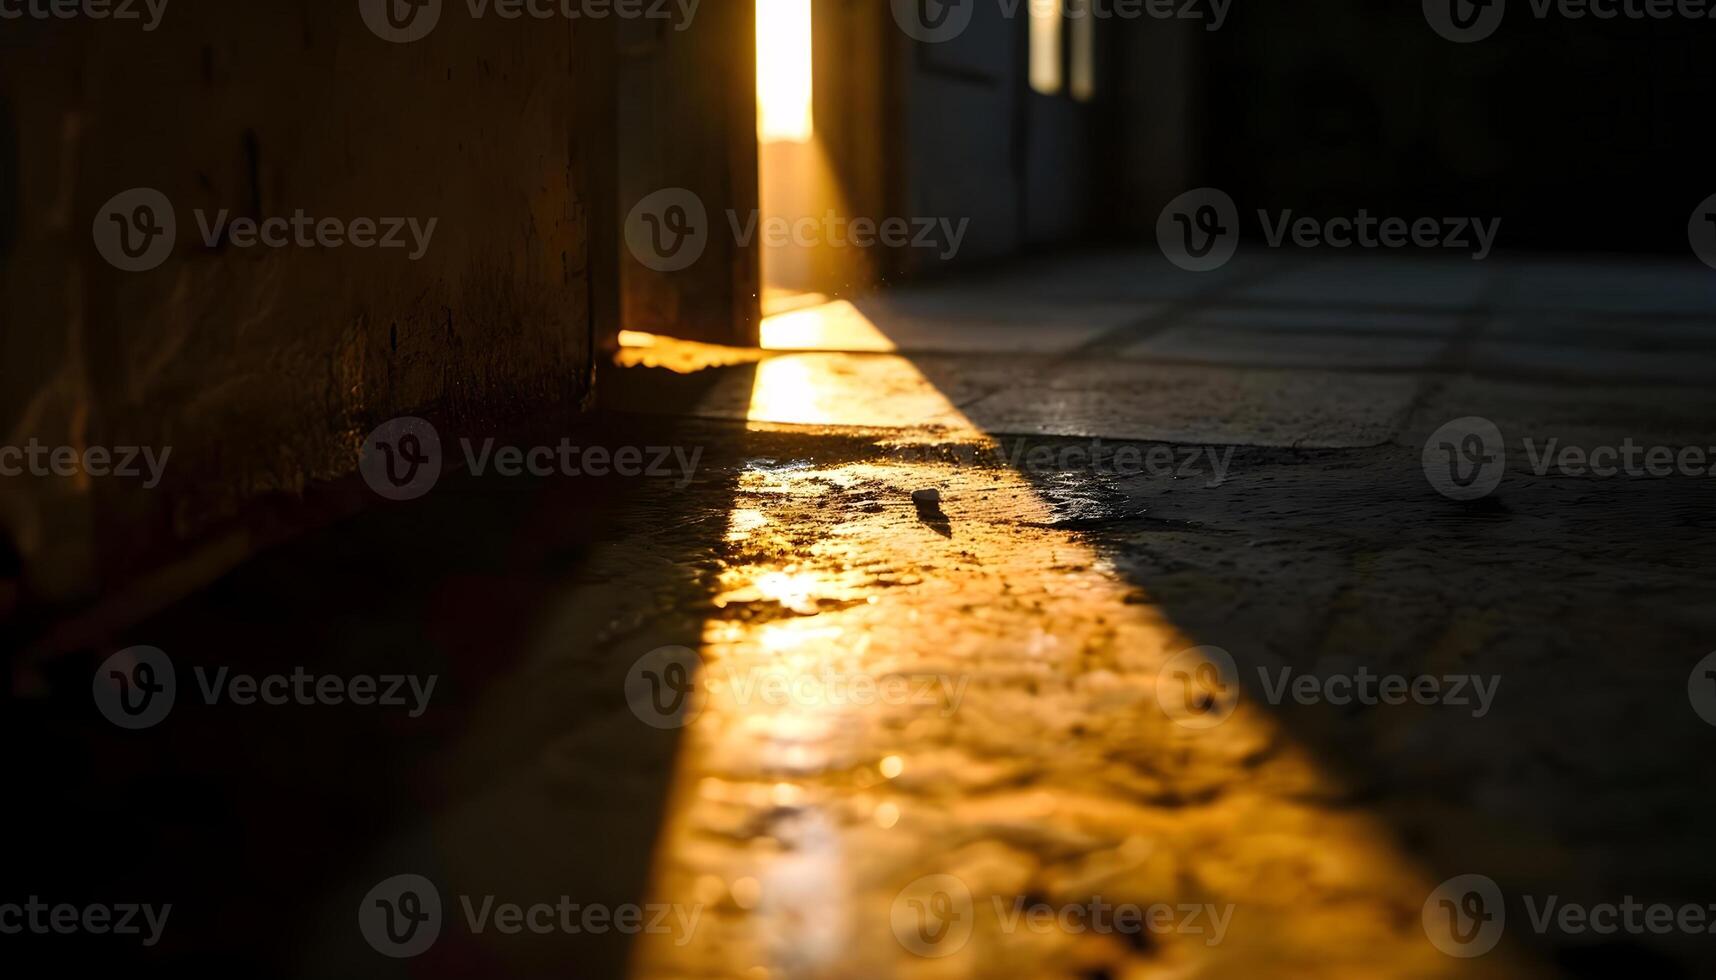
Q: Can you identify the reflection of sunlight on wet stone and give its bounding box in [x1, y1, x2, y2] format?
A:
[756, 811, 851, 974]
[630, 315, 1527, 977]
[723, 507, 771, 541]
[745, 355, 974, 430]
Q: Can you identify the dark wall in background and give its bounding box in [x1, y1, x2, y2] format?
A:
[618, 1, 758, 344]
[0, 3, 610, 603]
[1201, 2, 1716, 253]
[902, 1, 1026, 271]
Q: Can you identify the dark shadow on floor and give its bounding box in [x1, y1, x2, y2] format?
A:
[2, 368, 755, 979]
[891, 253, 1716, 976]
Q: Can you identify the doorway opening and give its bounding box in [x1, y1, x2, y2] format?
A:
[756, 0, 844, 318]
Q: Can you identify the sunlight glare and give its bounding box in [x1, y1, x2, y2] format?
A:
[759, 300, 898, 352]
[757, 0, 814, 144]
[1030, 0, 1064, 96]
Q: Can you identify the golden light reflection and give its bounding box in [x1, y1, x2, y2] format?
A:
[744, 355, 822, 424]
[1030, 0, 1065, 96]
[615, 331, 765, 374]
[762, 287, 830, 317]
[759, 299, 897, 352]
[756, 0, 813, 144]
[630, 305, 1505, 978]
[747, 302, 969, 429]
[1071, 2, 1095, 102]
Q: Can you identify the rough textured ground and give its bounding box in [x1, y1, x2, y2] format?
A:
[11, 252, 1716, 978]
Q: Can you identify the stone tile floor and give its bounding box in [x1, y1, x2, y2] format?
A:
[11, 251, 1716, 978]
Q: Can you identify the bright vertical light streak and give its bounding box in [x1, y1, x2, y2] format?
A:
[1029, 0, 1064, 96]
[1070, 1, 1095, 102]
[757, 0, 814, 144]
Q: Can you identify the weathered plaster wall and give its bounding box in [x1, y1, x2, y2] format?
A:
[1, 2, 606, 603]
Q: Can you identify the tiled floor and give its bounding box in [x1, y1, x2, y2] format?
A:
[596, 252, 1716, 977]
[18, 251, 1716, 978]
